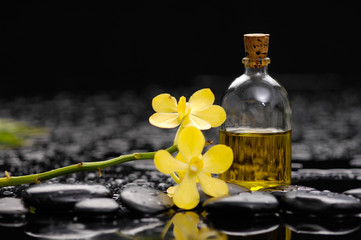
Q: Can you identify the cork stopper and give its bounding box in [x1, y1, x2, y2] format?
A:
[243, 33, 270, 68]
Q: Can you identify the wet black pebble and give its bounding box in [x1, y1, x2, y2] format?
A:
[263, 185, 316, 201]
[282, 190, 361, 215]
[292, 169, 361, 182]
[344, 188, 361, 199]
[119, 186, 174, 214]
[203, 192, 279, 215]
[0, 197, 28, 216]
[22, 183, 112, 211]
[227, 183, 251, 195]
[0, 197, 28, 227]
[74, 198, 119, 215]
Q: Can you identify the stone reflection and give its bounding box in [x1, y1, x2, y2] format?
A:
[24, 215, 119, 239]
[283, 212, 361, 235]
[206, 212, 291, 240]
[224, 227, 291, 240]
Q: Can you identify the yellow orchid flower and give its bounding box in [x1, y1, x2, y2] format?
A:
[154, 126, 233, 210]
[149, 89, 226, 140]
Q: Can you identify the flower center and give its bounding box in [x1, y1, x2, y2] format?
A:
[189, 155, 204, 173]
[177, 96, 191, 121]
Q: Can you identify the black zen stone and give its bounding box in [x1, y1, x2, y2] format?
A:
[119, 186, 174, 214]
[263, 185, 316, 201]
[344, 188, 361, 199]
[203, 192, 279, 215]
[227, 183, 251, 195]
[74, 198, 119, 215]
[0, 197, 28, 216]
[22, 184, 112, 211]
[282, 190, 361, 215]
[0, 197, 29, 227]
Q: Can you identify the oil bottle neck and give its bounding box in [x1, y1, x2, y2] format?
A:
[242, 57, 270, 76]
[244, 64, 269, 76]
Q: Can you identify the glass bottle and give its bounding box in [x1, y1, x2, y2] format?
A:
[219, 34, 292, 191]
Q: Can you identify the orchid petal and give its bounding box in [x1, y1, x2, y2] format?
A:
[173, 170, 199, 210]
[177, 96, 188, 121]
[177, 126, 205, 162]
[192, 105, 226, 128]
[198, 171, 228, 197]
[183, 115, 211, 130]
[189, 88, 215, 111]
[154, 150, 188, 174]
[174, 152, 187, 181]
[149, 113, 180, 128]
[203, 145, 233, 174]
[175, 152, 186, 163]
[152, 93, 178, 113]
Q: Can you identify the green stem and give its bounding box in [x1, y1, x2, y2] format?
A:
[0, 145, 178, 188]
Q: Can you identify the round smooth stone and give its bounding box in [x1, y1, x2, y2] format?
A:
[74, 198, 119, 215]
[227, 183, 251, 195]
[0, 197, 28, 227]
[282, 190, 361, 215]
[263, 185, 316, 201]
[119, 186, 174, 214]
[344, 188, 361, 199]
[22, 183, 112, 211]
[203, 191, 279, 215]
[0, 197, 28, 216]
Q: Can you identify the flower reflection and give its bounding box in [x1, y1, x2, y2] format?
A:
[162, 211, 227, 240]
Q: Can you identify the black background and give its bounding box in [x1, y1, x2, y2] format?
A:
[1, 1, 360, 96]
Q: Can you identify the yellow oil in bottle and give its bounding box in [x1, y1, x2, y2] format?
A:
[219, 128, 291, 191]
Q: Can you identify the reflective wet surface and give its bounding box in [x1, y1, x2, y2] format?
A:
[1, 208, 361, 239]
